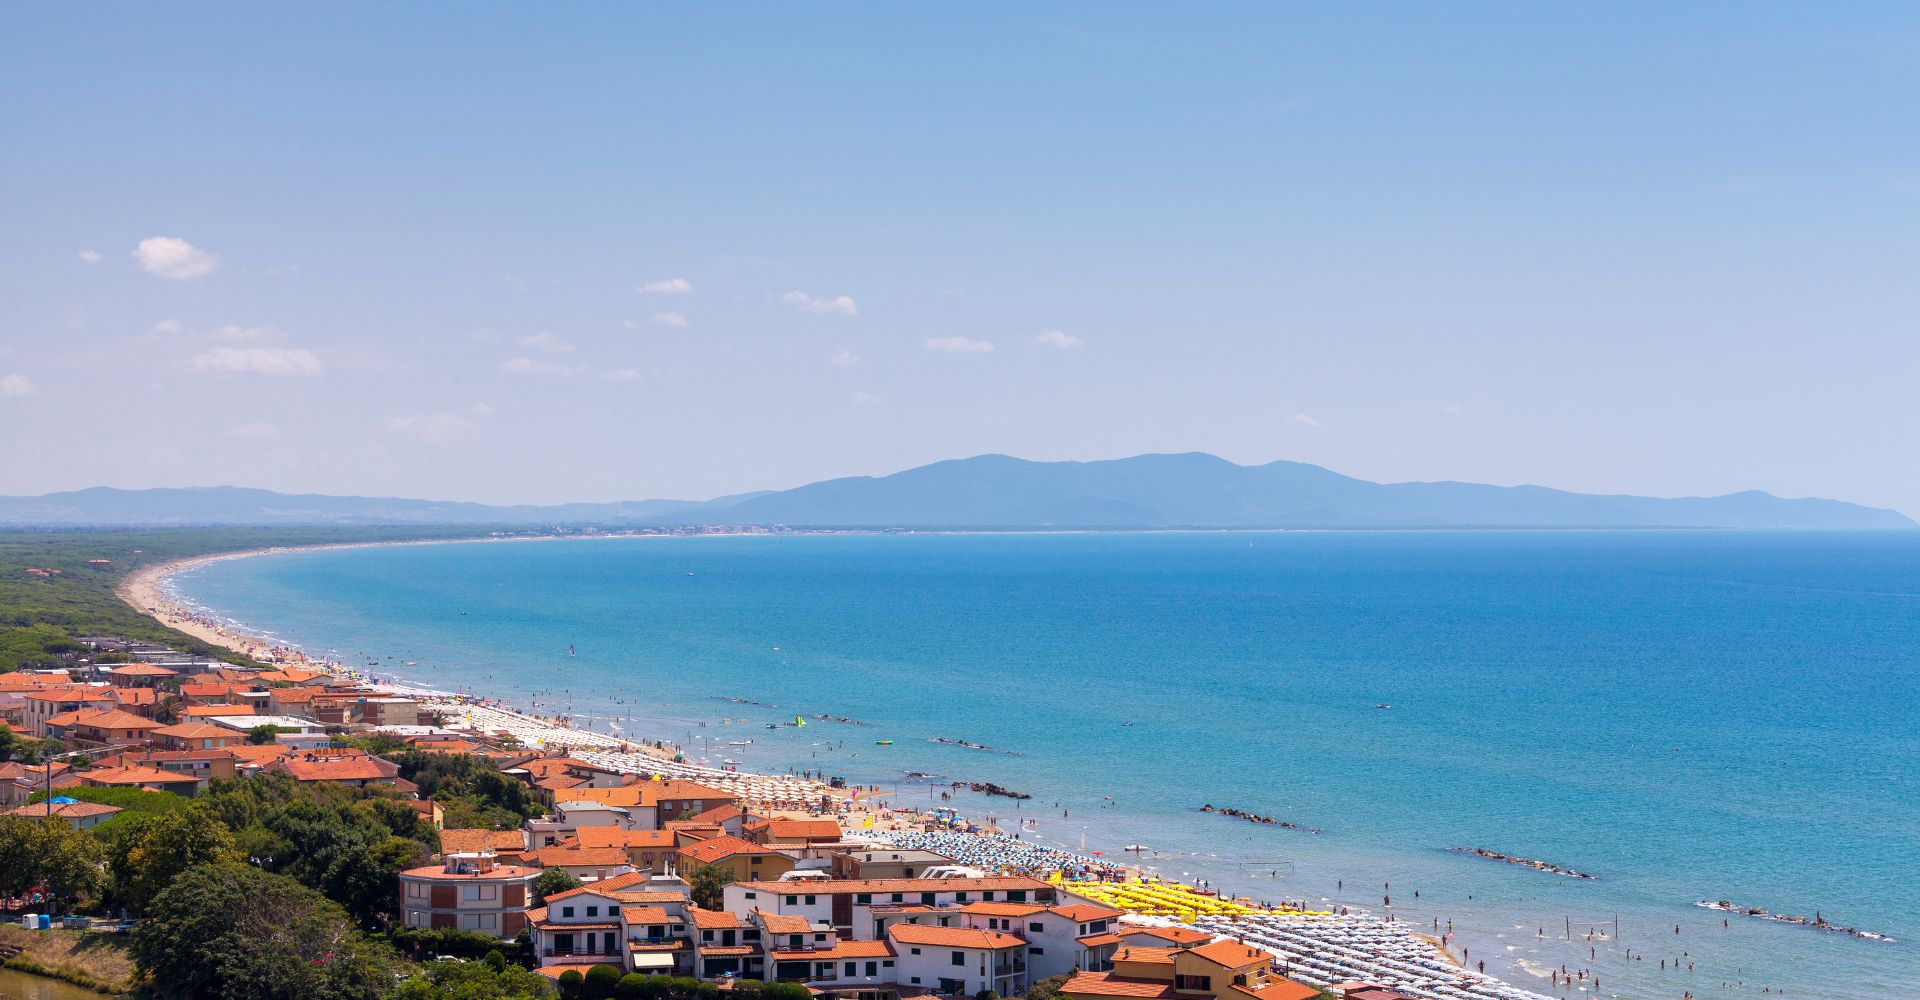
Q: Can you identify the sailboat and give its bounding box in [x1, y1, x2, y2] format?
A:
[568, 644, 576, 656]
[793, 715, 807, 727]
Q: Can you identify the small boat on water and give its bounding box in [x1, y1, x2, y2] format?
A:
[875, 740, 893, 745]
[727, 739, 753, 746]
[1125, 844, 1149, 852]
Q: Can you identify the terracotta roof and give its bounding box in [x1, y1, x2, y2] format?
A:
[225, 744, 296, 764]
[553, 780, 738, 808]
[182, 704, 255, 717]
[680, 835, 784, 864]
[534, 964, 604, 980]
[24, 687, 113, 703]
[735, 876, 1050, 894]
[81, 765, 199, 786]
[152, 722, 235, 740]
[5, 801, 122, 820]
[1060, 973, 1178, 999]
[746, 818, 843, 840]
[1120, 926, 1212, 946]
[108, 663, 177, 676]
[1232, 981, 1320, 1000]
[618, 906, 674, 925]
[699, 945, 759, 957]
[887, 924, 1025, 950]
[439, 829, 527, 854]
[265, 751, 400, 783]
[768, 939, 893, 961]
[110, 688, 159, 706]
[686, 802, 745, 824]
[400, 863, 542, 881]
[1050, 903, 1125, 922]
[270, 687, 318, 702]
[689, 908, 740, 929]
[1077, 933, 1124, 948]
[571, 827, 677, 850]
[1112, 947, 1178, 966]
[962, 902, 1047, 917]
[1184, 940, 1270, 970]
[525, 846, 634, 869]
[755, 911, 814, 934]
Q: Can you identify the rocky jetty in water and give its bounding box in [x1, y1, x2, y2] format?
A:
[1447, 847, 1597, 880]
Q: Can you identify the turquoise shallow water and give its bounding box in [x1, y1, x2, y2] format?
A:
[173, 531, 1920, 999]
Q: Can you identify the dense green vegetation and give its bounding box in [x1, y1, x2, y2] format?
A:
[0, 526, 493, 671]
[379, 744, 544, 830]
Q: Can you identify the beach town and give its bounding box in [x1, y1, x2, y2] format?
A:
[0, 551, 1702, 998]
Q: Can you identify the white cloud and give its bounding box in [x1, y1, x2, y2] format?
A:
[1441, 403, 1463, 416]
[1036, 329, 1084, 349]
[228, 421, 279, 439]
[471, 401, 495, 416]
[214, 324, 280, 343]
[515, 331, 575, 353]
[653, 312, 688, 328]
[388, 412, 480, 444]
[636, 277, 693, 295]
[1286, 413, 1321, 428]
[925, 336, 995, 353]
[601, 368, 642, 381]
[134, 236, 219, 279]
[830, 349, 860, 367]
[190, 346, 322, 376]
[500, 357, 584, 376]
[0, 374, 35, 397]
[852, 391, 880, 405]
[77, 250, 102, 264]
[782, 291, 858, 316]
[149, 319, 184, 335]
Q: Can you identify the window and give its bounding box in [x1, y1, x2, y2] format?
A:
[910, 948, 921, 956]
[562, 906, 575, 918]
[703, 930, 714, 942]
[856, 893, 872, 904]
[910, 978, 922, 986]
[1175, 976, 1212, 992]
[891, 893, 904, 903]
[586, 906, 599, 917]
[865, 962, 879, 976]
[955, 892, 969, 902]
[882, 961, 894, 968]
[982, 891, 995, 901]
[805, 895, 817, 905]
[845, 962, 857, 977]
[1028, 922, 1044, 933]
[785, 895, 798, 905]
[921, 893, 936, 905]
[951, 951, 965, 966]
[1031, 947, 1045, 955]
[610, 905, 621, 916]
[745, 892, 757, 900]
[1009, 890, 1027, 902]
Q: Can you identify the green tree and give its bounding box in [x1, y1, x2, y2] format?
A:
[557, 970, 585, 998]
[392, 958, 554, 1000]
[120, 804, 241, 914]
[152, 694, 183, 724]
[0, 816, 104, 914]
[531, 867, 583, 905]
[131, 863, 396, 1000]
[763, 983, 813, 1000]
[248, 723, 285, 744]
[585, 964, 623, 998]
[686, 862, 736, 910]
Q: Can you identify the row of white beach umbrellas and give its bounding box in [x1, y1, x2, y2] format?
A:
[1197, 914, 1559, 1000]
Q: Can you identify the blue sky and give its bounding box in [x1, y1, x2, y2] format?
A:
[2, 4, 1916, 511]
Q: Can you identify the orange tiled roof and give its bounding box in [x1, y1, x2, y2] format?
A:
[439, 829, 527, 854]
[768, 939, 892, 961]
[1060, 973, 1178, 998]
[888, 924, 1025, 950]
[755, 911, 813, 934]
[107, 663, 178, 676]
[81, 765, 199, 786]
[524, 846, 633, 869]
[152, 722, 235, 740]
[680, 835, 783, 864]
[689, 908, 739, 930]
[1112, 947, 1179, 965]
[5, 800, 122, 820]
[962, 901, 1047, 917]
[571, 827, 677, 850]
[1051, 903, 1126, 922]
[55, 708, 165, 731]
[745, 818, 842, 840]
[1184, 940, 1270, 969]
[181, 704, 255, 717]
[1077, 933, 1124, 948]
[1121, 926, 1212, 946]
[685, 802, 744, 824]
[266, 751, 400, 783]
[1231, 981, 1319, 1000]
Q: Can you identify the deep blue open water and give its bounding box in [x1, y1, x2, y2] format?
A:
[172, 531, 1919, 999]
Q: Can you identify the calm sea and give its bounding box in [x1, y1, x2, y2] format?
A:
[173, 531, 1919, 999]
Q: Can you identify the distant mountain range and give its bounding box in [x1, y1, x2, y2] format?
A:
[1, 454, 1910, 529]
